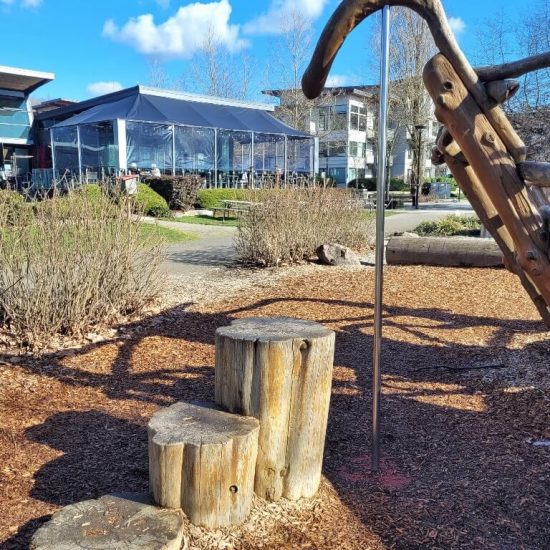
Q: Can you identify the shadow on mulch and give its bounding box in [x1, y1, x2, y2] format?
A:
[2, 297, 549, 549]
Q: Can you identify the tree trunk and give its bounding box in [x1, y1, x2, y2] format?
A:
[423, 53, 550, 325]
[215, 317, 335, 501]
[148, 402, 259, 528]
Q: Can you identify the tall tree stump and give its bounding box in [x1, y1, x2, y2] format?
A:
[215, 317, 335, 501]
[148, 402, 259, 528]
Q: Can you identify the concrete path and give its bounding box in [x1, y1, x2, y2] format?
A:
[142, 218, 238, 275]
[145, 200, 475, 276]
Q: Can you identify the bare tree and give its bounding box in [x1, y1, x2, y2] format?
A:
[476, 0, 550, 160]
[372, 8, 437, 196]
[190, 27, 254, 100]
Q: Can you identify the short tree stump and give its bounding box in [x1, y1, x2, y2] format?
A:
[148, 401, 259, 528]
[215, 317, 335, 501]
[30, 493, 186, 550]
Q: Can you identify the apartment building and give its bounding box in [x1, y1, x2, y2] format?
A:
[265, 85, 439, 187]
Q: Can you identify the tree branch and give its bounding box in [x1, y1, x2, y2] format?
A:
[475, 52, 550, 82]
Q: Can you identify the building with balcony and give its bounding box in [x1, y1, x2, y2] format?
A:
[0, 65, 54, 183]
[264, 85, 439, 187]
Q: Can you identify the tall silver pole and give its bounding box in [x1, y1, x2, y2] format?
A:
[372, 5, 391, 473]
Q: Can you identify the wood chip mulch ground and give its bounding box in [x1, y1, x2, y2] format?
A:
[0, 265, 549, 549]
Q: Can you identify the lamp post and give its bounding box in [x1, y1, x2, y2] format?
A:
[414, 124, 426, 210]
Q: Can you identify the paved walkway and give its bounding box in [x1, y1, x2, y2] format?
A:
[146, 200, 475, 276]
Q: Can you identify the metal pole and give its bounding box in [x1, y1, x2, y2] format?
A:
[372, 4, 391, 474]
[415, 128, 422, 209]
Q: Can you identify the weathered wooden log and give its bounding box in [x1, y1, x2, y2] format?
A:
[444, 155, 550, 324]
[387, 235, 504, 267]
[519, 161, 550, 187]
[215, 317, 335, 501]
[148, 402, 259, 528]
[31, 493, 187, 550]
[424, 53, 550, 324]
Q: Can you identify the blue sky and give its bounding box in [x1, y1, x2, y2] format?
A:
[3, 0, 527, 103]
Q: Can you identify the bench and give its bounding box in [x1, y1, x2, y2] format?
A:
[212, 200, 260, 221]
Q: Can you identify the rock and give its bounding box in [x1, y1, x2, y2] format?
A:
[316, 244, 361, 266]
[401, 232, 420, 238]
[31, 493, 187, 550]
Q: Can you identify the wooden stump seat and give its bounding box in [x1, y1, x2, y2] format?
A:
[148, 401, 259, 528]
[215, 317, 335, 501]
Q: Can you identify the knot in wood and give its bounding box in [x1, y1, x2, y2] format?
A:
[483, 132, 496, 144]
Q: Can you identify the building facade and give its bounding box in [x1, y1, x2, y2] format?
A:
[265, 85, 440, 187]
[0, 65, 54, 184]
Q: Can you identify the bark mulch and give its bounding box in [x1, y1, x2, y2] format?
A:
[0, 265, 548, 549]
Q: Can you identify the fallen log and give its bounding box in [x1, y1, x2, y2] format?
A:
[386, 236, 504, 267]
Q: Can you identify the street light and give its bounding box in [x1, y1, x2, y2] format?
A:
[414, 124, 427, 210]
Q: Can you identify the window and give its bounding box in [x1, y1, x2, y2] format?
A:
[350, 104, 367, 131]
[319, 142, 328, 157]
[349, 141, 365, 158]
[330, 142, 347, 156]
[316, 105, 347, 132]
[0, 96, 31, 140]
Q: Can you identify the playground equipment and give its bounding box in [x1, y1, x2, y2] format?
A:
[302, 0, 550, 326]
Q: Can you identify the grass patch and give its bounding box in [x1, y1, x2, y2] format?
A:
[166, 215, 239, 227]
[139, 223, 196, 244]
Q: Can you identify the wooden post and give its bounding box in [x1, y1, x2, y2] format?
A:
[148, 402, 259, 528]
[423, 53, 550, 324]
[215, 317, 335, 501]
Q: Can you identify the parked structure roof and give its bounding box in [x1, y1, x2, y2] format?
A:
[44, 86, 309, 137]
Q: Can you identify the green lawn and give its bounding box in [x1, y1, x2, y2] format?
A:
[165, 215, 239, 227]
[139, 223, 196, 244]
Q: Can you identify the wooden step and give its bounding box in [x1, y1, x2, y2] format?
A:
[148, 401, 259, 529]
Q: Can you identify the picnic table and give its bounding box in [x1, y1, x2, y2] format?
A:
[212, 199, 261, 221]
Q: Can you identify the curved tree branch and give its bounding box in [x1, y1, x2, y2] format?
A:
[476, 52, 550, 82]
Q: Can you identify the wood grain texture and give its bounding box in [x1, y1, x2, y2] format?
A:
[386, 236, 504, 267]
[148, 402, 259, 528]
[424, 53, 550, 325]
[215, 317, 335, 501]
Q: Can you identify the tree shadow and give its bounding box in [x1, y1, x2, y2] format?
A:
[1, 293, 548, 548]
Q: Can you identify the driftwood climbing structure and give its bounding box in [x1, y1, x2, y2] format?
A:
[302, 0, 550, 326]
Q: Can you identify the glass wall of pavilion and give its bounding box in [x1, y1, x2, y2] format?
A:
[51, 120, 314, 187]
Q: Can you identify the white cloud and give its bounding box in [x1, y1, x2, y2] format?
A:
[103, 0, 247, 58]
[325, 74, 349, 87]
[1, 0, 42, 7]
[244, 0, 329, 35]
[448, 16, 466, 35]
[87, 81, 124, 97]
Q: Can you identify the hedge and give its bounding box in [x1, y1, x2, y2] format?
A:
[348, 177, 408, 191]
[135, 184, 170, 217]
[142, 175, 203, 211]
[196, 189, 251, 210]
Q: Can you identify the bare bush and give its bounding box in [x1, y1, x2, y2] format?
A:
[236, 188, 373, 267]
[0, 189, 165, 347]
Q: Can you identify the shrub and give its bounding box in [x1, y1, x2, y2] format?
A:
[143, 175, 204, 211]
[0, 189, 28, 225]
[0, 190, 165, 347]
[414, 214, 481, 237]
[196, 189, 251, 209]
[136, 183, 171, 217]
[236, 188, 373, 266]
